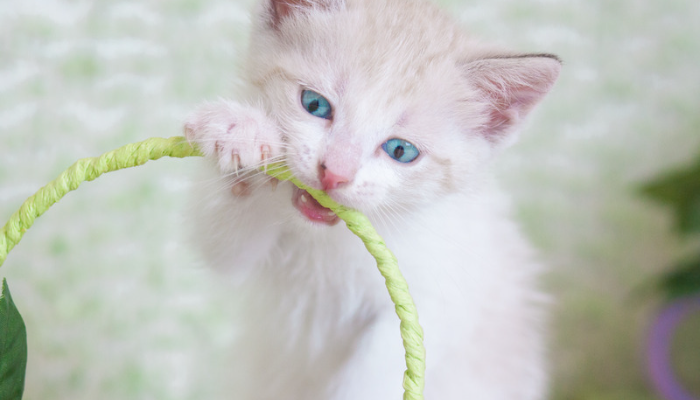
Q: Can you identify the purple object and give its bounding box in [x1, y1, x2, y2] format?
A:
[647, 295, 700, 400]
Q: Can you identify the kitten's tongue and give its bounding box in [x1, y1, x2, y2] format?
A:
[292, 187, 340, 226]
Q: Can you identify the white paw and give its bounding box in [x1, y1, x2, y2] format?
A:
[184, 100, 283, 173]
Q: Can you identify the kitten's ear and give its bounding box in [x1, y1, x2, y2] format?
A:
[464, 54, 561, 144]
[268, 0, 339, 28]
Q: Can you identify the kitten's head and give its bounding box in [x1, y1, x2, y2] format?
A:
[246, 0, 560, 221]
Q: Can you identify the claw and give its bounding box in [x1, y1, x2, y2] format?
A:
[261, 145, 271, 174]
[232, 153, 241, 175]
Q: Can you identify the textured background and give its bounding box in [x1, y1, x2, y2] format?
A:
[1, 0, 699, 399]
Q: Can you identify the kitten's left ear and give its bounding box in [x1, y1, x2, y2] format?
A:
[463, 54, 561, 144]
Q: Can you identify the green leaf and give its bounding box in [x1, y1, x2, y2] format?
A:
[658, 256, 700, 301]
[0, 278, 27, 400]
[640, 160, 700, 235]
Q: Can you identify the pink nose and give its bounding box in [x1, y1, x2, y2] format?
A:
[319, 164, 349, 191]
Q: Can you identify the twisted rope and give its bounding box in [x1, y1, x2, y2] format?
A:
[0, 136, 425, 400]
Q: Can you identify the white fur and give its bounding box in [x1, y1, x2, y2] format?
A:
[184, 0, 560, 398]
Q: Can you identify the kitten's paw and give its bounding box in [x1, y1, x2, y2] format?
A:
[184, 100, 283, 174]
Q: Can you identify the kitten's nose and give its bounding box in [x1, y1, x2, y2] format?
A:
[319, 163, 349, 191]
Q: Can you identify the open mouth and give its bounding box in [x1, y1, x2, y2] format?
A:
[292, 187, 340, 226]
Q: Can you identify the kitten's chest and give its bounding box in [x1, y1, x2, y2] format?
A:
[265, 227, 389, 307]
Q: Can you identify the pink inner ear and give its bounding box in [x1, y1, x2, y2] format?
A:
[468, 56, 561, 140]
[271, 0, 317, 26]
[484, 87, 543, 136]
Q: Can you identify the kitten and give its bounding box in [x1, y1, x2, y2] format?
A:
[184, 0, 561, 399]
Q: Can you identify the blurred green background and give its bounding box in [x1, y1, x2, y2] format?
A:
[1, 0, 699, 399]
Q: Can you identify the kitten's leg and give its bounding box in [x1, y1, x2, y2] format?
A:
[184, 99, 286, 275]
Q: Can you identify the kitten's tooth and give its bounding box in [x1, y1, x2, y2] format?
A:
[269, 178, 279, 191]
[327, 211, 336, 216]
[301, 194, 308, 203]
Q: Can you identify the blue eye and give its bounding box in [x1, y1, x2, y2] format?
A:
[301, 90, 332, 119]
[382, 139, 420, 163]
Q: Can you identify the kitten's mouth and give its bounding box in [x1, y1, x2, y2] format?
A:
[292, 187, 340, 226]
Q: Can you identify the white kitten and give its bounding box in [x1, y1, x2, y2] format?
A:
[184, 0, 561, 399]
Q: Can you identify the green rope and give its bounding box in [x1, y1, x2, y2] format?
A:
[0, 136, 425, 400]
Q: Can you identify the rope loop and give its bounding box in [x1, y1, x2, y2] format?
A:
[0, 136, 425, 400]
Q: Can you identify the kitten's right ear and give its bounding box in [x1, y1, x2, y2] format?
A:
[267, 0, 339, 28]
[462, 54, 562, 145]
